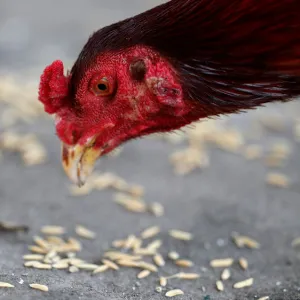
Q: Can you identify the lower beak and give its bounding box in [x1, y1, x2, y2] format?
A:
[61, 142, 102, 187]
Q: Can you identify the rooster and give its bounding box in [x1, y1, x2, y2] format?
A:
[38, 0, 300, 186]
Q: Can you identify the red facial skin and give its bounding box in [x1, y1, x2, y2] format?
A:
[41, 46, 200, 155]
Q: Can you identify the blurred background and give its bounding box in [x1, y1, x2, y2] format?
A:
[0, 1, 300, 299]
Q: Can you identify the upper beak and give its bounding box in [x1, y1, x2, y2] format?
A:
[61, 140, 102, 187]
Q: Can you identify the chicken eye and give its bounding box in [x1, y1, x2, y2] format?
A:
[91, 77, 112, 96]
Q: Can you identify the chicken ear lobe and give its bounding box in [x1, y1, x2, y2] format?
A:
[146, 76, 189, 116]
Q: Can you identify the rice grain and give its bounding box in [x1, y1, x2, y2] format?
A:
[169, 230, 193, 241]
[266, 172, 290, 188]
[0, 282, 14, 288]
[216, 280, 224, 291]
[149, 202, 164, 217]
[147, 239, 162, 252]
[53, 261, 69, 269]
[160, 277, 167, 287]
[29, 283, 49, 292]
[102, 259, 119, 270]
[93, 265, 109, 274]
[210, 258, 234, 268]
[168, 251, 180, 260]
[23, 254, 44, 261]
[75, 225, 96, 239]
[175, 259, 194, 268]
[232, 234, 260, 249]
[165, 289, 184, 297]
[41, 226, 65, 235]
[137, 270, 151, 279]
[221, 269, 231, 281]
[291, 237, 300, 247]
[69, 266, 79, 273]
[176, 272, 200, 280]
[233, 278, 254, 289]
[141, 226, 160, 239]
[77, 263, 99, 271]
[239, 257, 248, 270]
[28, 245, 48, 254]
[153, 254, 165, 267]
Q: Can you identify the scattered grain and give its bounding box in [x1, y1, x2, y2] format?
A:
[28, 245, 48, 254]
[141, 226, 160, 239]
[132, 238, 142, 250]
[210, 258, 234, 268]
[41, 226, 65, 235]
[233, 278, 254, 289]
[114, 193, 147, 213]
[46, 236, 64, 245]
[93, 265, 109, 274]
[0, 282, 14, 288]
[232, 234, 260, 249]
[77, 263, 99, 271]
[176, 272, 200, 280]
[29, 283, 49, 292]
[175, 259, 194, 268]
[239, 257, 248, 270]
[67, 238, 82, 251]
[156, 286, 163, 293]
[210, 129, 244, 153]
[291, 237, 300, 247]
[168, 251, 180, 260]
[136, 261, 158, 272]
[53, 261, 69, 269]
[146, 239, 162, 252]
[165, 289, 184, 297]
[0, 221, 28, 232]
[44, 250, 57, 260]
[266, 172, 290, 188]
[33, 236, 49, 250]
[117, 260, 140, 268]
[149, 202, 164, 217]
[112, 239, 126, 248]
[216, 280, 224, 291]
[160, 277, 167, 287]
[24, 261, 52, 269]
[69, 266, 79, 273]
[258, 297, 269, 300]
[132, 248, 156, 256]
[137, 270, 151, 279]
[169, 230, 193, 241]
[221, 269, 231, 281]
[104, 251, 141, 261]
[153, 254, 165, 267]
[68, 258, 85, 266]
[124, 235, 138, 249]
[243, 145, 263, 160]
[75, 225, 96, 239]
[102, 259, 119, 270]
[128, 185, 144, 197]
[23, 254, 44, 261]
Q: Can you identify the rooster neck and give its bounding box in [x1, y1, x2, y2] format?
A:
[71, 0, 300, 117]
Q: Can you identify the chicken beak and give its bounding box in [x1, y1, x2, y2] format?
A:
[61, 141, 102, 187]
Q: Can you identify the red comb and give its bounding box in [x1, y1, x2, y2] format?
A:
[38, 60, 69, 114]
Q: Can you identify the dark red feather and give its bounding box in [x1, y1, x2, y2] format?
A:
[70, 0, 300, 116]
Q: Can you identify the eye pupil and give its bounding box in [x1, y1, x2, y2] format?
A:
[97, 83, 107, 91]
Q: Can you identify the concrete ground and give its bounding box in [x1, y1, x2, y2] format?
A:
[1, 1, 300, 300]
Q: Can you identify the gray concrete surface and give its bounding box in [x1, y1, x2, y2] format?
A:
[1, 1, 300, 300]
